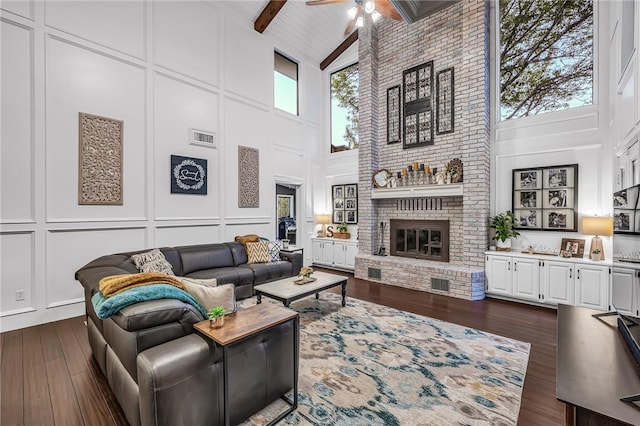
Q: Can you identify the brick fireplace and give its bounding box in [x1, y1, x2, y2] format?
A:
[354, 0, 490, 301]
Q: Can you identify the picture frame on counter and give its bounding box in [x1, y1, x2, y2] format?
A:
[512, 164, 578, 231]
[559, 238, 585, 258]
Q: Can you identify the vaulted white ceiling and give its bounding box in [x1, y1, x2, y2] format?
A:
[222, 0, 358, 66]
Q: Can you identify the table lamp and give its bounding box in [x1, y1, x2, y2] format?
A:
[316, 214, 331, 237]
[582, 216, 613, 260]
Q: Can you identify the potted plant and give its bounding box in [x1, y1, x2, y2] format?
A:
[296, 266, 316, 284]
[591, 248, 601, 261]
[208, 306, 226, 328]
[490, 211, 520, 251]
[333, 222, 351, 239]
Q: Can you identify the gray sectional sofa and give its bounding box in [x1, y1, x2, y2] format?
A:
[74, 241, 302, 426]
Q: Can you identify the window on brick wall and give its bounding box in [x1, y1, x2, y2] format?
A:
[499, 0, 593, 121]
[274, 51, 298, 116]
[331, 63, 359, 152]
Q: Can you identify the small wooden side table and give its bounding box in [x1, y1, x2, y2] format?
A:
[194, 304, 299, 426]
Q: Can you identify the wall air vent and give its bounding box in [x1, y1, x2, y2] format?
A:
[368, 267, 382, 279]
[189, 128, 216, 148]
[431, 277, 450, 292]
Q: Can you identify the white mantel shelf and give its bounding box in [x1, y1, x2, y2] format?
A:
[371, 183, 463, 199]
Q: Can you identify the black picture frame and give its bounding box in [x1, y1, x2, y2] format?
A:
[332, 183, 358, 224]
[387, 85, 401, 144]
[613, 184, 640, 235]
[512, 164, 578, 231]
[402, 61, 433, 149]
[171, 155, 207, 195]
[436, 67, 454, 135]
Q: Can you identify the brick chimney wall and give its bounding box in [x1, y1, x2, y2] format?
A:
[355, 0, 490, 300]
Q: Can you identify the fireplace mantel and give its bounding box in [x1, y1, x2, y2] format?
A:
[371, 183, 463, 199]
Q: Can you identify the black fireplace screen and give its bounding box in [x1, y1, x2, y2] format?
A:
[390, 219, 449, 262]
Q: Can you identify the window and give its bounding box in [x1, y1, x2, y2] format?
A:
[274, 51, 298, 115]
[499, 0, 593, 121]
[620, 0, 635, 76]
[330, 63, 359, 152]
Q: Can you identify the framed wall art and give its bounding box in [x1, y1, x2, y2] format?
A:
[332, 183, 358, 224]
[387, 85, 401, 144]
[171, 155, 207, 195]
[78, 112, 123, 205]
[238, 146, 259, 207]
[436, 67, 454, 135]
[402, 61, 433, 149]
[512, 164, 578, 231]
[614, 184, 640, 234]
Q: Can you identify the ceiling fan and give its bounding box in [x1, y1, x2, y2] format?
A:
[306, 0, 403, 36]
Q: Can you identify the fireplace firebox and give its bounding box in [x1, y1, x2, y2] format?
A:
[390, 219, 449, 262]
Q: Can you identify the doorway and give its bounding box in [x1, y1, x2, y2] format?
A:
[276, 184, 297, 245]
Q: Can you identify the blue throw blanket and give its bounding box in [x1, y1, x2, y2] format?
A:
[92, 283, 207, 319]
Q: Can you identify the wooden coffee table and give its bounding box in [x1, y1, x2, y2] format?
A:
[194, 304, 299, 426]
[254, 271, 348, 307]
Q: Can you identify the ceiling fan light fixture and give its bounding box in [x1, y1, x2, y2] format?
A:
[347, 6, 358, 20]
[371, 10, 382, 22]
[364, 0, 376, 14]
[356, 16, 364, 27]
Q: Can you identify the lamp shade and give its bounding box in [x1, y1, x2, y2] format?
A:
[315, 214, 331, 225]
[582, 216, 613, 236]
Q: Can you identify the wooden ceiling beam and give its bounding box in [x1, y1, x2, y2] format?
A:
[254, 0, 288, 34]
[320, 29, 359, 71]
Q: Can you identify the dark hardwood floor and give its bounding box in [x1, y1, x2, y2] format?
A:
[1, 272, 564, 425]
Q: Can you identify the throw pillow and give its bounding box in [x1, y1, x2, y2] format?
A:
[130, 249, 174, 275]
[246, 241, 270, 263]
[234, 234, 260, 249]
[267, 240, 283, 262]
[180, 280, 236, 314]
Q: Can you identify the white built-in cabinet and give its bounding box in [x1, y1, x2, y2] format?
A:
[312, 238, 358, 271]
[611, 266, 640, 316]
[485, 252, 611, 311]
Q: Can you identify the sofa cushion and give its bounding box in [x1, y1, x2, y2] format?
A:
[239, 261, 293, 285]
[130, 249, 175, 275]
[225, 241, 248, 265]
[176, 244, 234, 275]
[184, 267, 254, 289]
[246, 242, 270, 263]
[180, 280, 236, 314]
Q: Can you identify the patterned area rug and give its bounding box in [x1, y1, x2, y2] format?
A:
[240, 293, 530, 426]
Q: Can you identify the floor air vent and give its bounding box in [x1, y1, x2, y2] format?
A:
[368, 268, 381, 279]
[431, 277, 450, 292]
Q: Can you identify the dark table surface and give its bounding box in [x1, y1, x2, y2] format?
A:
[557, 304, 640, 425]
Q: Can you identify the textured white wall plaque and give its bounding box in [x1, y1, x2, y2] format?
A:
[78, 112, 123, 205]
[238, 145, 259, 208]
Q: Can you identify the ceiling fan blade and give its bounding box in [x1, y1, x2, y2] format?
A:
[376, 0, 403, 21]
[306, 0, 349, 5]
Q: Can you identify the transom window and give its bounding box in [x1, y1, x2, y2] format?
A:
[330, 63, 359, 152]
[499, 0, 594, 121]
[274, 51, 298, 116]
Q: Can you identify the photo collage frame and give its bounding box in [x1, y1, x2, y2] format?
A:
[332, 184, 358, 224]
[512, 164, 578, 231]
[613, 184, 640, 234]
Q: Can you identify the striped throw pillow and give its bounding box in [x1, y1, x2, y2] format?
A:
[246, 241, 270, 263]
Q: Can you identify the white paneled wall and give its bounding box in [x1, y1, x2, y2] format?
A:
[1, 19, 33, 223]
[0, 1, 323, 331]
[45, 37, 147, 222]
